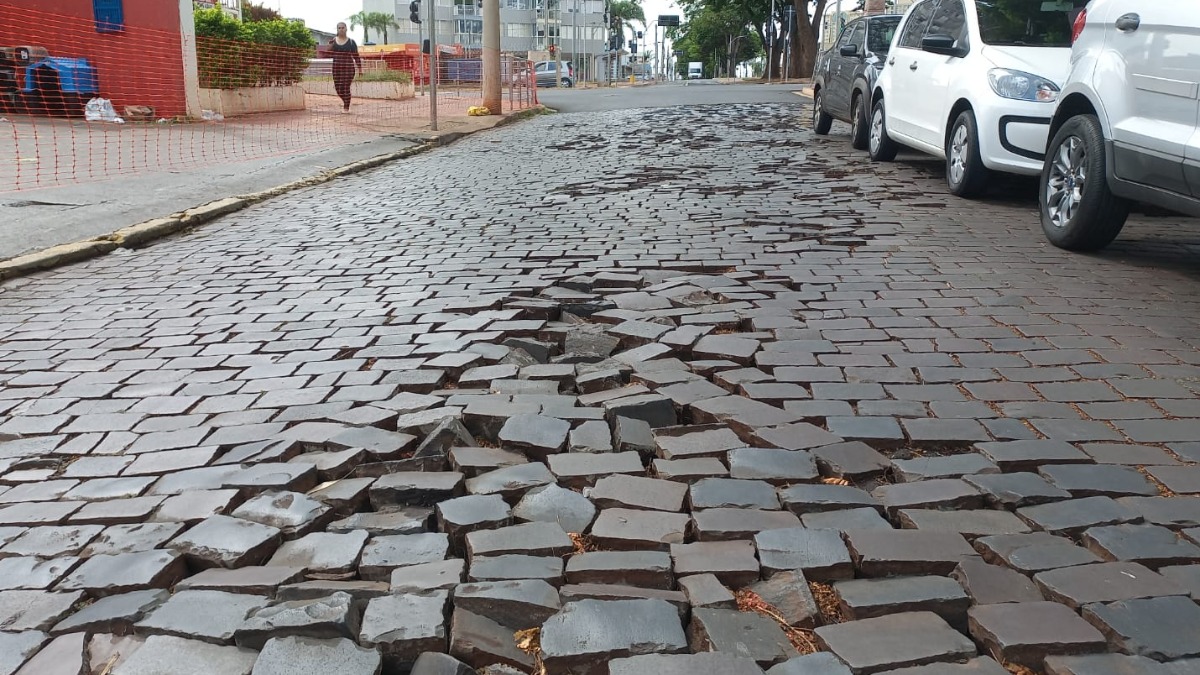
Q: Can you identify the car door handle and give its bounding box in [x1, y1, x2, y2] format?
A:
[909, 62, 919, 71]
[1116, 13, 1140, 32]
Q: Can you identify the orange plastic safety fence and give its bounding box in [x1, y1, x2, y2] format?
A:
[0, 3, 536, 192]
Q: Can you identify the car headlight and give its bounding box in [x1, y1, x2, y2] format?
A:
[987, 68, 1060, 102]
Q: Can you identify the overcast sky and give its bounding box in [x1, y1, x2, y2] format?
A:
[274, 0, 682, 36]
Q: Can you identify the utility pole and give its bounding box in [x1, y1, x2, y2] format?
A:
[572, 0, 578, 86]
[427, 0, 438, 131]
[482, 0, 500, 112]
[767, 0, 775, 83]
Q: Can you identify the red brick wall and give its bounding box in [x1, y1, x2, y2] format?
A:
[0, 0, 188, 116]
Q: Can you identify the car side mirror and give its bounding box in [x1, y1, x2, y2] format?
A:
[921, 34, 964, 57]
[839, 44, 861, 57]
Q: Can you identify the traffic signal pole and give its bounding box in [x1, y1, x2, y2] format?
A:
[426, 0, 438, 130]
[482, 0, 500, 112]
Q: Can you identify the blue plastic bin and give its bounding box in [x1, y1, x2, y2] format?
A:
[22, 57, 98, 95]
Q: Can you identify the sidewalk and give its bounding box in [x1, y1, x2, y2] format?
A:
[0, 93, 538, 262]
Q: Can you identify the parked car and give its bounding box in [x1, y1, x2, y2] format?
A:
[868, 0, 1086, 197]
[812, 14, 902, 149]
[1038, 0, 1200, 251]
[534, 61, 574, 88]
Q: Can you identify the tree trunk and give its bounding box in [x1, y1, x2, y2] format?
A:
[792, 0, 827, 79]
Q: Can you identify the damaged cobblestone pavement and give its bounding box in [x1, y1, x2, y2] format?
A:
[2, 103, 1200, 675]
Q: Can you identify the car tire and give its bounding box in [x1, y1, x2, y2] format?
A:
[868, 98, 898, 162]
[561, 77, 573, 88]
[1039, 114, 1131, 251]
[850, 93, 869, 150]
[813, 89, 833, 135]
[945, 110, 991, 198]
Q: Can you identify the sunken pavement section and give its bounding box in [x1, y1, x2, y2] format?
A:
[0, 104, 1199, 675]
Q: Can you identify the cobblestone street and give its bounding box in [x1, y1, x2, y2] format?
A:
[2, 101, 1200, 675]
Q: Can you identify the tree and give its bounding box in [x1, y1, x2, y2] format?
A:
[367, 11, 400, 44]
[241, 1, 282, 22]
[348, 11, 371, 42]
[609, 0, 646, 49]
[790, 0, 829, 79]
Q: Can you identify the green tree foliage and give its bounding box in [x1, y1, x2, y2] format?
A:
[609, 0, 646, 49]
[241, 1, 282, 22]
[674, 0, 830, 79]
[348, 11, 399, 44]
[193, 7, 315, 89]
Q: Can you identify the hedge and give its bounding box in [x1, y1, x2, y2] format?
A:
[194, 7, 315, 89]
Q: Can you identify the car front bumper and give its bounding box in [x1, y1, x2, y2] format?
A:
[975, 98, 1057, 175]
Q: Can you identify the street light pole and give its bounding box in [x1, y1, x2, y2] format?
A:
[482, 0, 500, 113]
[427, 0, 438, 131]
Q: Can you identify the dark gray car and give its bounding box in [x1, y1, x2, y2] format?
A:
[812, 14, 902, 150]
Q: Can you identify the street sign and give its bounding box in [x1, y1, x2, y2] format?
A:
[658, 15, 680, 27]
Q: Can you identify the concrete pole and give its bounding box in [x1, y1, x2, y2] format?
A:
[427, 0, 438, 131]
[483, 0, 501, 112]
[178, 0, 202, 119]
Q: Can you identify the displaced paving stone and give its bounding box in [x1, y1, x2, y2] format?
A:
[866, 657, 1009, 675]
[897, 509, 1033, 538]
[615, 416, 655, 455]
[135, 590, 269, 645]
[1081, 595, 1200, 661]
[1035, 562, 1188, 608]
[689, 607, 799, 666]
[565, 551, 673, 589]
[893, 455, 1000, 483]
[873, 479, 983, 517]
[328, 508, 432, 536]
[360, 533, 450, 581]
[540, 599, 688, 672]
[0, 590, 84, 632]
[222, 463, 319, 494]
[1017, 497, 1142, 537]
[251, 636, 382, 675]
[678, 573, 736, 609]
[1158, 564, 1200, 601]
[1145, 466, 1200, 495]
[692, 508, 801, 541]
[51, 589, 167, 635]
[962, 472, 1072, 509]
[0, 632, 47, 675]
[449, 446, 526, 478]
[57, 550, 186, 597]
[802, 508, 893, 532]
[465, 463, 555, 500]
[1117, 496, 1200, 529]
[1043, 654, 1174, 675]
[692, 396, 802, 433]
[811, 442, 894, 480]
[175, 566, 306, 595]
[815, 612, 977, 675]
[604, 394, 678, 429]
[967, 601, 1106, 668]
[747, 570, 819, 628]
[728, 448, 819, 485]
[0, 556, 79, 591]
[548, 451, 644, 489]
[845, 530, 978, 577]
[654, 426, 745, 461]
[754, 527, 853, 580]
[228, 491, 331, 537]
[0, 525, 96, 559]
[589, 474, 688, 512]
[465, 522, 573, 559]
[689, 478, 780, 510]
[436, 494, 512, 549]
[150, 489, 241, 524]
[360, 590, 449, 672]
[591, 508, 690, 551]
[167, 515, 282, 569]
[975, 440, 1092, 473]
[780, 484, 880, 515]
[765, 653, 854, 675]
[453, 579, 560, 630]
[1082, 523, 1200, 568]
[11, 631, 85, 675]
[468, 554, 563, 586]
[497, 415, 570, 459]
[671, 540, 760, 587]
[370, 472, 464, 509]
[610, 652, 767, 675]
[568, 420, 614, 453]
[266, 531, 369, 578]
[652, 457, 729, 483]
[234, 591, 361, 650]
[107, 634, 257, 675]
[751, 423, 843, 452]
[975, 533, 1105, 574]
[835, 576, 970, 626]
[1039, 465, 1159, 498]
[448, 608, 536, 671]
[950, 558, 1044, 605]
[511, 484, 596, 533]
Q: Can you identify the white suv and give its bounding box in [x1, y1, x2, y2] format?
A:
[1039, 0, 1200, 250]
[869, 0, 1085, 197]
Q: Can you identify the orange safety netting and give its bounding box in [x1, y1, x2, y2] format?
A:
[0, 2, 536, 192]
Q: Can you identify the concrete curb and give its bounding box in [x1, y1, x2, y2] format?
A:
[0, 106, 549, 283]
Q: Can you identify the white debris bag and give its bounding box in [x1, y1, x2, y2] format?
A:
[201, 109, 224, 122]
[84, 98, 124, 124]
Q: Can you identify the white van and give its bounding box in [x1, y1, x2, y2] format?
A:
[687, 62, 703, 79]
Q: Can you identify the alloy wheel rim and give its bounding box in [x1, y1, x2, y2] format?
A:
[949, 124, 968, 185]
[813, 93, 822, 127]
[1045, 136, 1087, 229]
[870, 107, 883, 153]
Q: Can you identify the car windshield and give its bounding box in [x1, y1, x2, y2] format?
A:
[867, 17, 902, 53]
[976, 0, 1087, 47]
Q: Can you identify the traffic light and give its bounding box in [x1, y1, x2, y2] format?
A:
[409, 1, 421, 23]
[548, 44, 557, 55]
[629, 41, 636, 53]
[636, 31, 642, 39]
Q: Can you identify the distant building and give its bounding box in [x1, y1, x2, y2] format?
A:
[309, 27, 337, 46]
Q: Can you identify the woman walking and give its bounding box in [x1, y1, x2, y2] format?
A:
[330, 22, 363, 112]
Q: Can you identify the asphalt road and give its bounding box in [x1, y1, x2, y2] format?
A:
[537, 80, 806, 113]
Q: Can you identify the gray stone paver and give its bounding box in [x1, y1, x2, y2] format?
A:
[1, 102, 1199, 668]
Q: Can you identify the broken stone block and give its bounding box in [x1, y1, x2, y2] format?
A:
[251, 636, 382, 675]
[0, 590, 84, 632]
[391, 559, 465, 593]
[50, 589, 167, 636]
[844, 530, 977, 577]
[588, 474, 687, 512]
[1034, 562, 1188, 609]
[465, 522, 573, 560]
[0, 632, 48, 675]
[671, 540, 760, 587]
[452, 579, 560, 630]
[688, 608, 798, 667]
[802, 508, 892, 532]
[370, 472, 464, 509]
[747, 571, 819, 628]
[540, 599, 688, 672]
[975, 440, 1091, 473]
[835, 576, 969, 626]
[174, 567, 305, 596]
[678, 573, 736, 609]
[229, 492, 330, 539]
[975, 533, 1105, 574]
[779, 484, 880, 515]
[950, 558, 1044, 605]
[652, 457, 729, 483]
[1017, 497, 1142, 537]
[449, 446, 526, 478]
[654, 425, 745, 461]
[604, 394, 679, 429]
[1081, 595, 1200, 661]
[448, 609, 536, 671]
[57, 550, 186, 597]
[815, 612, 977, 674]
[811, 442, 894, 480]
[1081, 523, 1200, 568]
[436, 494, 512, 551]
[234, 591, 361, 650]
[565, 551, 673, 589]
[359, 591, 449, 673]
[135, 590, 269, 645]
[497, 414, 570, 460]
[897, 509, 1033, 539]
[360, 533, 450, 582]
[328, 508, 431, 537]
[266, 531, 369, 579]
[967, 601, 1106, 668]
[511, 484, 596, 533]
[753, 527, 853, 580]
[872, 479, 983, 518]
[0, 556, 79, 591]
[11, 631, 86, 675]
[962, 472, 1072, 509]
[465, 463, 555, 500]
[102, 634, 257, 675]
[692, 508, 801, 542]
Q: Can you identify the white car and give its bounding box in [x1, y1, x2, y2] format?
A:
[1039, 0, 1200, 250]
[868, 0, 1085, 197]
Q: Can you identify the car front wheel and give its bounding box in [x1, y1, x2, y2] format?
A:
[946, 110, 990, 198]
[813, 89, 833, 135]
[561, 77, 573, 88]
[1039, 114, 1130, 251]
[868, 98, 898, 162]
[850, 94, 869, 150]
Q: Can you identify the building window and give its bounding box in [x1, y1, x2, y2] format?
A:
[93, 0, 124, 33]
